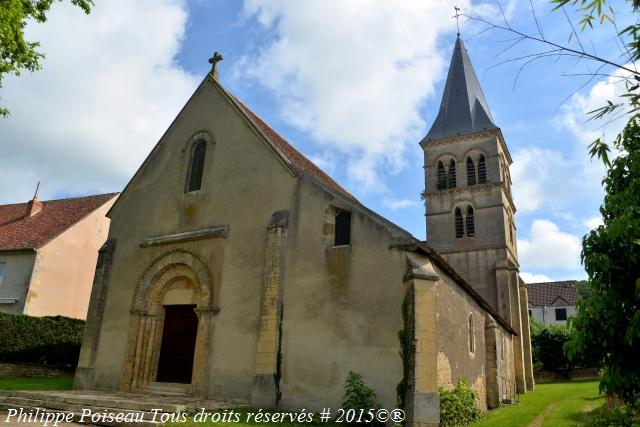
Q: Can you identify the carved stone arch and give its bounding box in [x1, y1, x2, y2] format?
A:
[122, 249, 215, 397]
[434, 152, 458, 166]
[462, 147, 487, 162]
[132, 249, 213, 313]
[183, 129, 215, 154]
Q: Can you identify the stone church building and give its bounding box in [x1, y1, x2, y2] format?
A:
[75, 37, 533, 425]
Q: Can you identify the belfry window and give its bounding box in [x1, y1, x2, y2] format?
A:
[455, 207, 464, 238]
[448, 159, 457, 188]
[334, 210, 351, 246]
[478, 154, 487, 184]
[186, 139, 207, 192]
[437, 161, 447, 190]
[466, 206, 475, 237]
[466, 157, 476, 186]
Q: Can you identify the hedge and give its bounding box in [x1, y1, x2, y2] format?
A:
[530, 319, 599, 372]
[0, 311, 84, 370]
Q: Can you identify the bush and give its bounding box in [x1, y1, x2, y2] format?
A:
[0, 312, 84, 369]
[342, 371, 379, 412]
[439, 379, 481, 427]
[530, 320, 598, 372]
[586, 402, 640, 427]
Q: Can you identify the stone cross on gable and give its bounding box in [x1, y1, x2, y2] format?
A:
[209, 52, 223, 79]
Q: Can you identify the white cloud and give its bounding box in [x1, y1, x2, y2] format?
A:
[0, 0, 198, 203]
[520, 272, 553, 283]
[518, 219, 582, 270]
[239, 0, 505, 192]
[583, 216, 603, 230]
[382, 197, 420, 210]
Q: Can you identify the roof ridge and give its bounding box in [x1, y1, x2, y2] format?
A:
[0, 192, 120, 208]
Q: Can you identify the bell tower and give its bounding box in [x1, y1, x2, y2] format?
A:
[421, 35, 534, 393]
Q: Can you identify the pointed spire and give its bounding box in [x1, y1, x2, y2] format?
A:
[423, 37, 497, 142]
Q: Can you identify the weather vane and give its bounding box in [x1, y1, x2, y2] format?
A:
[453, 6, 461, 36]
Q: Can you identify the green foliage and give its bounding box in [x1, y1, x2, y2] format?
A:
[438, 379, 481, 427]
[0, 0, 93, 116]
[566, 115, 640, 404]
[396, 289, 413, 409]
[550, 0, 640, 121]
[342, 371, 378, 412]
[587, 401, 640, 426]
[530, 320, 573, 371]
[0, 311, 84, 369]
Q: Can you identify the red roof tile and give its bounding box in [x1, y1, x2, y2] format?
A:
[0, 193, 118, 251]
[527, 280, 580, 306]
[222, 88, 356, 201]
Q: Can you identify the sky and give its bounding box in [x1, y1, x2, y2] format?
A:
[1, 0, 635, 282]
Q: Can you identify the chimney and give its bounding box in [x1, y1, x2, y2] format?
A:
[25, 182, 43, 217]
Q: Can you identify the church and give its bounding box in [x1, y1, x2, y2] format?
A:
[74, 36, 534, 426]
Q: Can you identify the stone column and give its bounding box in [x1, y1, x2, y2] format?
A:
[74, 239, 116, 390]
[510, 270, 526, 394]
[518, 279, 535, 390]
[251, 211, 289, 408]
[193, 308, 218, 398]
[404, 254, 439, 427]
[484, 315, 500, 409]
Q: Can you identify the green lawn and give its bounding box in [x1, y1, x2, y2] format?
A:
[473, 380, 602, 427]
[0, 376, 74, 390]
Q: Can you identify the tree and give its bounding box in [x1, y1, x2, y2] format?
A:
[0, 0, 93, 117]
[565, 115, 640, 404]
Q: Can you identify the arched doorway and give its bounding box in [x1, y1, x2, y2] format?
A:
[121, 250, 217, 397]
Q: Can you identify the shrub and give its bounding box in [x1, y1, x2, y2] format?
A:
[586, 402, 640, 427]
[439, 379, 481, 427]
[0, 312, 84, 369]
[530, 319, 598, 372]
[342, 371, 378, 412]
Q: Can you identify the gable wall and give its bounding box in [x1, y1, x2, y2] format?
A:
[23, 197, 116, 319]
[90, 78, 297, 395]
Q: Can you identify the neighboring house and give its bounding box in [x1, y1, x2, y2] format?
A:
[0, 193, 118, 319]
[74, 36, 533, 425]
[527, 280, 579, 325]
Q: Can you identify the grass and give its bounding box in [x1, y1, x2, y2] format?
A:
[473, 380, 602, 427]
[0, 376, 74, 391]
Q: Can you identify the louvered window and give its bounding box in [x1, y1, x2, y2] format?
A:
[437, 161, 446, 190]
[478, 154, 487, 184]
[448, 159, 457, 188]
[466, 157, 476, 186]
[186, 139, 207, 192]
[455, 207, 464, 238]
[466, 206, 475, 237]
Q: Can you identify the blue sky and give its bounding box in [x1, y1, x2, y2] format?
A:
[1, 0, 634, 282]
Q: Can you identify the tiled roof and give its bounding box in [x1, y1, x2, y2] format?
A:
[527, 280, 580, 306]
[0, 193, 118, 251]
[221, 87, 356, 201]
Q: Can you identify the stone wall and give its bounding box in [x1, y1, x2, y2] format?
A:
[0, 363, 70, 378]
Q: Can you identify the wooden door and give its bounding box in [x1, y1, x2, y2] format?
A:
[156, 304, 198, 383]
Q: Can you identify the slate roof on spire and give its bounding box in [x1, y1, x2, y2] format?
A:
[423, 36, 498, 141]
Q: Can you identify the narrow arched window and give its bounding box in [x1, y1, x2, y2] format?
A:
[186, 139, 207, 192]
[466, 206, 475, 237]
[334, 210, 351, 246]
[466, 157, 476, 186]
[478, 154, 487, 184]
[455, 207, 464, 238]
[448, 159, 457, 188]
[437, 161, 446, 190]
[468, 314, 475, 353]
